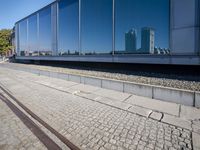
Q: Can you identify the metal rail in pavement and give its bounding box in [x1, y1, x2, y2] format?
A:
[0, 83, 80, 150]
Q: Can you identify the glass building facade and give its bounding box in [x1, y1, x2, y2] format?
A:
[15, 0, 170, 57]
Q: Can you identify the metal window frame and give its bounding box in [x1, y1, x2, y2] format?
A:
[25, 19, 28, 56]
[79, 0, 81, 55]
[51, 3, 58, 56]
[37, 13, 40, 56]
[112, 0, 115, 56]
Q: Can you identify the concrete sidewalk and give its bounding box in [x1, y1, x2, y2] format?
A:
[0, 66, 200, 150]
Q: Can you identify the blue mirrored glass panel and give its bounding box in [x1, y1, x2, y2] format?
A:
[28, 15, 38, 56]
[39, 7, 52, 56]
[115, 0, 170, 55]
[15, 24, 20, 56]
[81, 0, 113, 55]
[58, 0, 79, 56]
[19, 20, 28, 56]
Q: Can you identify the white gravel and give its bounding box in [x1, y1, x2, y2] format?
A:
[4, 62, 200, 92]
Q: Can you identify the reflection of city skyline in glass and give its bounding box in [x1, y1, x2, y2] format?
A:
[125, 29, 137, 52]
[124, 27, 170, 54]
[141, 27, 155, 54]
[125, 27, 155, 54]
[116, 0, 169, 54]
[17, 0, 170, 56]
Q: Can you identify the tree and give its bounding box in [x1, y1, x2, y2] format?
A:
[0, 29, 12, 55]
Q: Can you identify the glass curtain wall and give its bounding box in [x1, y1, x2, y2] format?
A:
[38, 7, 52, 56]
[28, 14, 38, 56]
[19, 20, 28, 56]
[58, 0, 79, 56]
[115, 0, 170, 55]
[15, 24, 19, 56]
[16, 0, 170, 57]
[81, 0, 113, 55]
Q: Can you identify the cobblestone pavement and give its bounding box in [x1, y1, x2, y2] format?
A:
[0, 67, 197, 150]
[0, 91, 46, 150]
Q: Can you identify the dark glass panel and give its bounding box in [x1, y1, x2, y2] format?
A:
[81, 0, 113, 55]
[115, 0, 170, 55]
[28, 15, 38, 56]
[39, 7, 52, 56]
[19, 20, 28, 56]
[58, 0, 79, 56]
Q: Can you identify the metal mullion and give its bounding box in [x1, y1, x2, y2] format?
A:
[112, 0, 115, 56]
[51, 4, 53, 55]
[37, 13, 40, 56]
[79, 0, 81, 55]
[27, 19, 29, 56]
[56, 2, 59, 56]
[19, 24, 21, 56]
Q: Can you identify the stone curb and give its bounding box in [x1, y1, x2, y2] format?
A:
[192, 132, 200, 150]
[1, 64, 199, 108]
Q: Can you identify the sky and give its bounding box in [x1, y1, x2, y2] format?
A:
[0, 0, 55, 30]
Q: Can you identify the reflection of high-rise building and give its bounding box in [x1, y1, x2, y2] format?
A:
[125, 29, 137, 51]
[141, 27, 155, 54]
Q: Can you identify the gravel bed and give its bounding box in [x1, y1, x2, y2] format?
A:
[4, 62, 200, 92]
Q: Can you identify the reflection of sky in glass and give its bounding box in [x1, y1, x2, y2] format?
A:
[39, 7, 51, 52]
[28, 15, 37, 52]
[17, 0, 170, 55]
[19, 20, 27, 51]
[115, 0, 169, 51]
[58, 0, 79, 55]
[81, 0, 112, 54]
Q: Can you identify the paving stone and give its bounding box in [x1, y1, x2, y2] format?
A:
[0, 98, 46, 150]
[162, 114, 192, 130]
[180, 105, 200, 120]
[93, 88, 131, 102]
[128, 105, 152, 117]
[125, 95, 180, 116]
[192, 132, 200, 150]
[69, 84, 100, 93]
[75, 92, 99, 101]
[192, 123, 200, 134]
[0, 66, 195, 150]
[149, 112, 163, 121]
[110, 101, 132, 111]
[94, 97, 114, 106]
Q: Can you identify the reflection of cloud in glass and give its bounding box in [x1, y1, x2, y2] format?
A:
[115, 0, 169, 52]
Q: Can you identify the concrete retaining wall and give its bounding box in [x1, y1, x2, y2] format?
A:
[102, 79, 124, 92]
[195, 92, 200, 108]
[1, 64, 199, 107]
[124, 82, 153, 98]
[68, 74, 81, 83]
[84, 77, 102, 87]
[153, 87, 194, 106]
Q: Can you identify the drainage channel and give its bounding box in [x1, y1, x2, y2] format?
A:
[0, 84, 80, 150]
